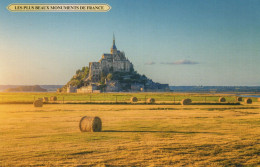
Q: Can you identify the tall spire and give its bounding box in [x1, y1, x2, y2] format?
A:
[113, 33, 115, 46]
[111, 33, 117, 50]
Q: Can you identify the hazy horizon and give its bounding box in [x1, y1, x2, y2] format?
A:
[1, 0, 260, 86]
[1, 84, 260, 87]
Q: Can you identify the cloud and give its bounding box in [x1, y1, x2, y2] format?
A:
[161, 59, 199, 65]
[145, 61, 156, 65]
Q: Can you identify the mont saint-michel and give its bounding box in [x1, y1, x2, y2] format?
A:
[59, 36, 169, 93]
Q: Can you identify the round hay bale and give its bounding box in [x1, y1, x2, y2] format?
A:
[236, 97, 243, 102]
[43, 97, 49, 102]
[257, 98, 260, 102]
[130, 97, 138, 103]
[33, 99, 43, 107]
[219, 97, 226, 102]
[79, 116, 102, 132]
[244, 98, 252, 104]
[50, 96, 57, 101]
[181, 98, 192, 105]
[146, 98, 155, 104]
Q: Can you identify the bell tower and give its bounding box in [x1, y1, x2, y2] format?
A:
[111, 34, 117, 54]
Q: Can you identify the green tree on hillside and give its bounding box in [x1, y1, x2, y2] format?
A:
[107, 73, 113, 81]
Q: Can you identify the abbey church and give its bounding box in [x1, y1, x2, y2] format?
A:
[85, 35, 133, 83]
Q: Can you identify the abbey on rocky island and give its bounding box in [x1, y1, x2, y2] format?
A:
[64, 35, 169, 93]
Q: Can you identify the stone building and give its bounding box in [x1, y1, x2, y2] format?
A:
[105, 80, 121, 92]
[67, 85, 77, 93]
[85, 35, 133, 83]
[131, 83, 145, 92]
[77, 84, 100, 93]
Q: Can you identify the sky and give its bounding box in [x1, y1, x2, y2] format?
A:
[0, 0, 260, 86]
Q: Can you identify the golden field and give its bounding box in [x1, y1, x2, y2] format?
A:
[0, 96, 260, 166]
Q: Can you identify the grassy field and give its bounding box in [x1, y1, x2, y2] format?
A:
[1, 100, 260, 166]
[0, 92, 258, 104]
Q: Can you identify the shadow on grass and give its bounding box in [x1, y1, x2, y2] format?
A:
[70, 151, 94, 155]
[200, 106, 259, 111]
[103, 130, 222, 135]
[192, 102, 240, 105]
